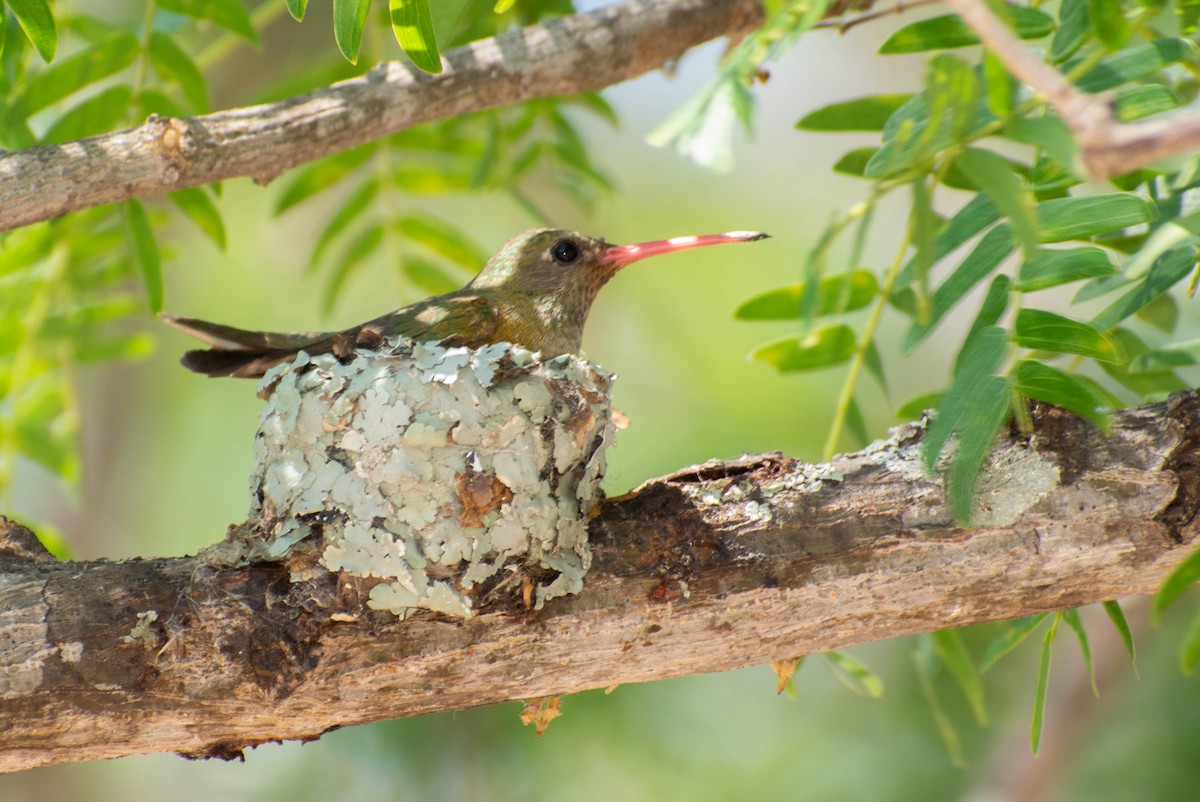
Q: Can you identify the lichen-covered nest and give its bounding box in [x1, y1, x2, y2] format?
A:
[245, 339, 616, 617]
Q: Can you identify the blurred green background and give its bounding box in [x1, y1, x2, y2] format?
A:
[5, 6, 1200, 801]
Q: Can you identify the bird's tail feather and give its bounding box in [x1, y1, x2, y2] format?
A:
[162, 314, 333, 379]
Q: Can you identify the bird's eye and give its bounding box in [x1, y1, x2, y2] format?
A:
[550, 239, 581, 265]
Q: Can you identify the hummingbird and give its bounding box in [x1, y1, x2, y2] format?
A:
[164, 227, 769, 378]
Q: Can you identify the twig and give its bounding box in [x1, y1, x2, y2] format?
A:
[943, 0, 1200, 179]
[0, 0, 763, 234]
[814, 0, 938, 35]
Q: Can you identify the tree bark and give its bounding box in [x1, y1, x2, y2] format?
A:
[3, 392, 1198, 773]
[0, 0, 764, 233]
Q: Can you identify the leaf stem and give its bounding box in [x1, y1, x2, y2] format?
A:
[822, 220, 911, 460]
[131, 0, 158, 107]
[195, 1, 287, 71]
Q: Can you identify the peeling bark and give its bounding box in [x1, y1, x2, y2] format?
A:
[3, 392, 1199, 773]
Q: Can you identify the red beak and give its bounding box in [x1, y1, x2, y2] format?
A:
[599, 231, 769, 270]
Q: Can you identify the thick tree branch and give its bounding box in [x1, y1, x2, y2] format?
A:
[945, 0, 1200, 180]
[3, 392, 1200, 773]
[0, 0, 763, 234]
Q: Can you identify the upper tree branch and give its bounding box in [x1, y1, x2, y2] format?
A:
[3, 393, 1200, 772]
[945, 0, 1200, 179]
[0, 0, 763, 233]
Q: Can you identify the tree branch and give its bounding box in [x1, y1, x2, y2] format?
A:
[0, 0, 763, 234]
[3, 392, 1199, 773]
[944, 0, 1200, 180]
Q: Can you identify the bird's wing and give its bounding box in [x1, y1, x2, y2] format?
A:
[366, 295, 502, 348]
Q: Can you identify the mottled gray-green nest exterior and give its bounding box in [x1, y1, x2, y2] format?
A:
[245, 339, 616, 617]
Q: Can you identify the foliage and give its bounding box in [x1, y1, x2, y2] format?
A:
[721, 0, 1200, 527]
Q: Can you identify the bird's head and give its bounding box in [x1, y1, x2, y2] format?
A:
[470, 227, 769, 317]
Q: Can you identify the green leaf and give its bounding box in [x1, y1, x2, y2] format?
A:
[138, 89, 188, 119]
[1156, 544, 1200, 618]
[866, 55, 987, 179]
[904, 224, 1014, 350]
[149, 31, 209, 114]
[7, 0, 55, 61]
[1074, 273, 1130, 303]
[1181, 0, 1200, 34]
[1118, 206, 1200, 282]
[897, 193, 1000, 287]
[914, 642, 965, 768]
[954, 148, 1038, 260]
[646, 79, 752, 172]
[1074, 38, 1197, 93]
[404, 257, 459, 295]
[9, 33, 138, 119]
[1004, 115, 1080, 175]
[390, 0, 442, 74]
[1017, 247, 1115, 291]
[932, 629, 987, 725]
[982, 614, 1047, 671]
[394, 162, 475, 193]
[909, 176, 936, 296]
[1089, 0, 1130, 50]
[846, 397, 870, 447]
[75, 332, 156, 362]
[1181, 613, 1200, 675]
[1050, 0, 1089, 63]
[1013, 360, 1113, 428]
[1063, 609, 1099, 696]
[966, 275, 1011, 343]
[832, 147, 878, 177]
[286, 0, 309, 21]
[1014, 309, 1121, 362]
[796, 94, 913, 131]
[168, 188, 226, 251]
[1037, 193, 1157, 242]
[425, 0, 469, 39]
[325, 223, 384, 313]
[333, 0, 372, 63]
[274, 147, 375, 215]
[41, 85, 133, 143]
[1136, 292, 1178, 333]
[1101, 328, 1189, 400]
[1102, 600, 1137, 674]
[945, 376, 1010, 522]
[121, 201, 163, 313]
[310, 178, 380, 270]
[1092, 246, 1195, 330]
[158, 0, 258, 43]
[1115, 84, 1180, 122]
[735, 271, 878, 320]
[863, 340, 888, 393]
[17, 415, 74, 477]
[1031, 614, 1060, 755]
[396, 213, 487, 269]
[1130, 337, 1200, 372]
[923, 326, 1008, 470]
[751, 325, 857, 373]
[879, 7, 1053, 54]
[1030, 155, 1081, 197]
[897, 392, 941, 421]
[822, 651, 884, 698]
[983, 50, 1014, 119]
